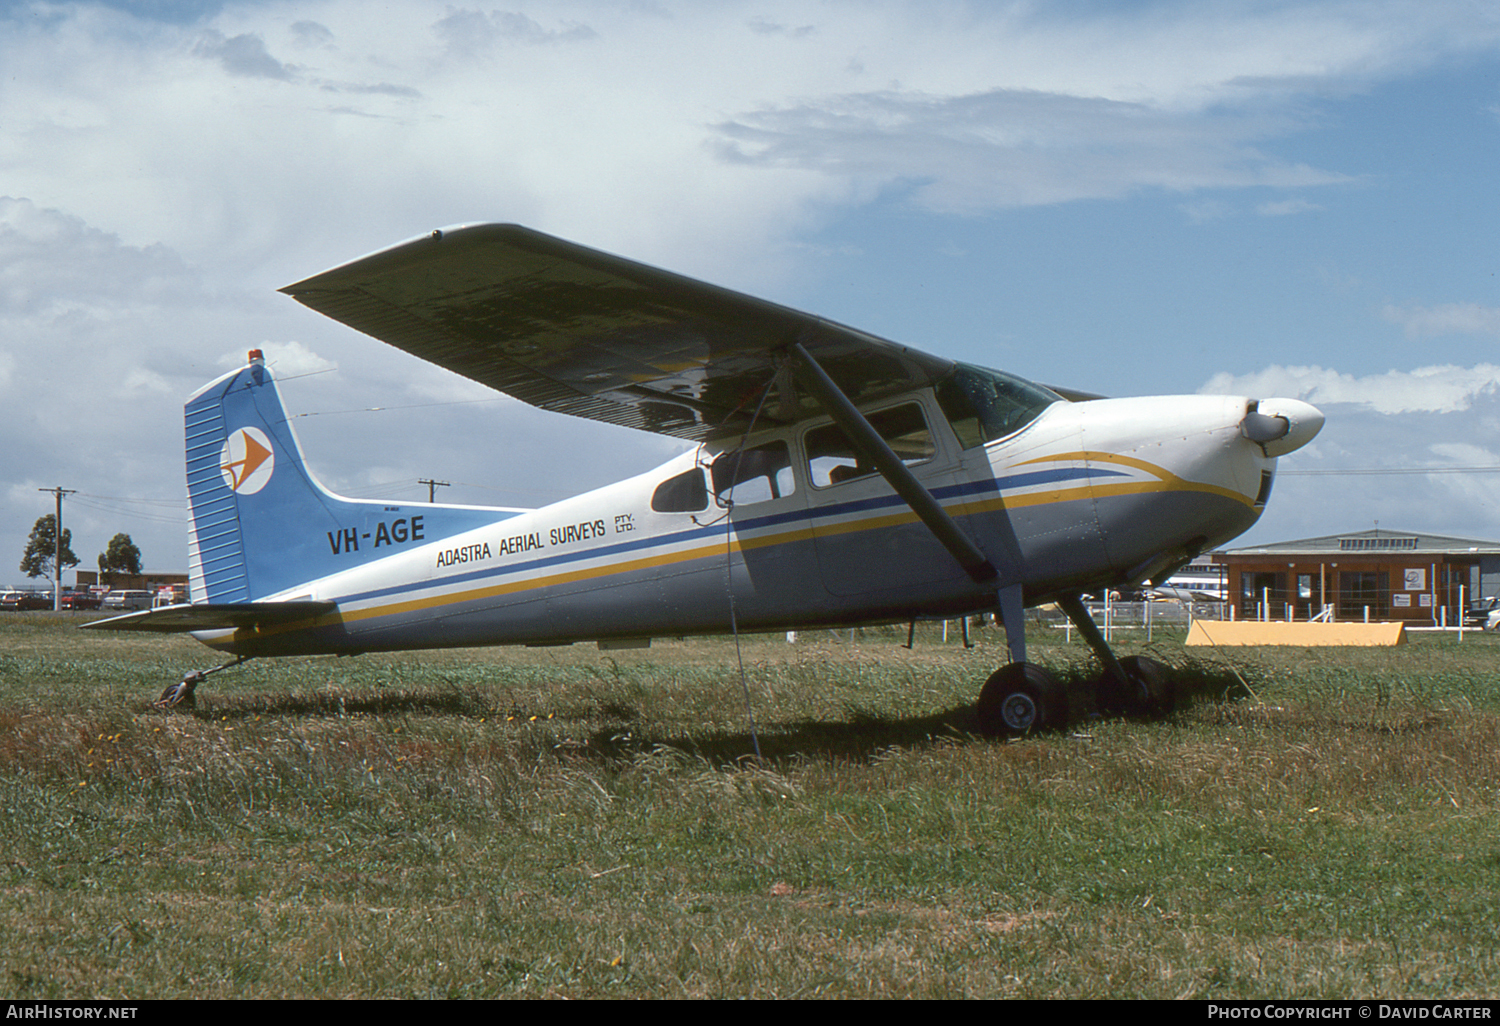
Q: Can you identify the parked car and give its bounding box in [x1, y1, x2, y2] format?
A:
[101, 589, 153, 611]
[152, 586, 188, 608]
[1463, 596, 1499, 629]
[1, 590, 53, 611]
[59, 590, 102, 610]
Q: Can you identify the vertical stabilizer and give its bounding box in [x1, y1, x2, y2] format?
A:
[185, 352, 517, 603]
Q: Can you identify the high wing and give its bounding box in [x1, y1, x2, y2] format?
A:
[83, 601, 337, 634]
[280, 224, 955, 443]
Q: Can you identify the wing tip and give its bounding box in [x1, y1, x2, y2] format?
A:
[279, 222, 528, 295]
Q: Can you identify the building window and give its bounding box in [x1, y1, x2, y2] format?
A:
[1338, 537, 1418, 551]
[1338, 571, 1388, 618]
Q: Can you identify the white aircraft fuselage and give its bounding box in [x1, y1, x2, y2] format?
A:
[188, 368, 1315, 659]
[87, 223, 1322, 729]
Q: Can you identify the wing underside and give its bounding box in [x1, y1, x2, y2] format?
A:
[280, 224, 955, 442]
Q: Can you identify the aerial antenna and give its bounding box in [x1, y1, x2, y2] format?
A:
[719, 373, 781, 763]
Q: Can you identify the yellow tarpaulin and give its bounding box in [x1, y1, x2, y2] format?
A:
[1185, 621, 1407, 647]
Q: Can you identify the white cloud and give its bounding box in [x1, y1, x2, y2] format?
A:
[193, 31, 295, 80]
[3, 0, 1493, 281]
[290, 21, 335, 49]
[1200, 363, 1500, 414]
[0, 196, 199, 318]
[1381, 302, 1500, 339]
[717, 88, 1351, 214]
[1181, 198, 1233, 223]
[747, 16, 815, 39]
[432, 9, 598, 51]
[1428, 442, 1499, 464]
[122, 368, 172, 393]
[216, 340, 336, 377]
[1257, 198, 1323, 216]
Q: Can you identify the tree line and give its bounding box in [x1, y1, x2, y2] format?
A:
[18, 515, 143, 580]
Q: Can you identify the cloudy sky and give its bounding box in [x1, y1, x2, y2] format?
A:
[3, 0, 1499, 586]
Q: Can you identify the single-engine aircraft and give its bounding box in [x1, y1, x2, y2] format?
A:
[85, 224, 1323, 734]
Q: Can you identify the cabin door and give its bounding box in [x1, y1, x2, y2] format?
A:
[801, 400, 968, 598]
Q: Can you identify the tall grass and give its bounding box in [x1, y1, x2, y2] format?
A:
[2, 613, 1498, 997]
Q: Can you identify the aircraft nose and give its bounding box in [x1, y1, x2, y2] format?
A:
[1241, 397, 1324, 457]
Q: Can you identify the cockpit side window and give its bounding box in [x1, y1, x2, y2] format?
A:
[805, 403, 935, 488]
[651, 467, 708, 513]
[710, 441, 795, 507]
[936, 364, 1060, 449]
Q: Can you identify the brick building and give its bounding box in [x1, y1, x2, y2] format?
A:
[75, 570, 189, 600]
[1217, 529, 1500, 624]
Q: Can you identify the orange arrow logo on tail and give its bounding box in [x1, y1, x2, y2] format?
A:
[219, 428, 275, 495]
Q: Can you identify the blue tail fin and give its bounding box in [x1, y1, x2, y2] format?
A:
[185, 352, 518, 602]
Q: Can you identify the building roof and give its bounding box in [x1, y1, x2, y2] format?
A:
[1221, 529, 1500, 557]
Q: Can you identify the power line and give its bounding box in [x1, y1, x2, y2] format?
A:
[1281, 465, 1500, 476]
[69, 495, 187, 524]
[73, 492, 183, 508]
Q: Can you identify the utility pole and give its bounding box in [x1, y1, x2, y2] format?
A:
[37, 486, 76, 611]
[418, 478, 450, 503]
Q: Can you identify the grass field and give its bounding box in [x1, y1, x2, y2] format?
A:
[2, 612, 1498, 999]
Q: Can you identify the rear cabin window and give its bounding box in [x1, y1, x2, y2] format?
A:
[805, 403, 935, 488]
[710, 441, 795, 507]
[935, 364, 1060, 449]
[651, 467, 708, 513]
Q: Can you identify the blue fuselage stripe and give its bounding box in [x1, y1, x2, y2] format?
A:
[326, 465, 1114, 609]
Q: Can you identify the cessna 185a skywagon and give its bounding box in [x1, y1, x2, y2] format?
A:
[87, 224, 1322, 734]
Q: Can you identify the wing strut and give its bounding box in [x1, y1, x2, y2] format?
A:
[787, 342, 998, 585]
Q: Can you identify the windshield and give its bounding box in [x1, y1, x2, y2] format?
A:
[935, 364, 1061, 449]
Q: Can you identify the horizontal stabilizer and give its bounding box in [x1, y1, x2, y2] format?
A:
[81, 601, 336, 634]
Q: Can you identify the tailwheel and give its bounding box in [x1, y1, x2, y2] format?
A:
[1101, 655, 1176, 717]
[150, 657, 251, 711]
[976, 663, 1068, 737]
[152, 670, 205, 711]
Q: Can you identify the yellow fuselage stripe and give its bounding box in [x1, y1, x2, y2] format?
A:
[215, 455, 1250, 646]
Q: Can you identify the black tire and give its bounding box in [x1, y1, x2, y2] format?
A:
[976, 663, 1068, 737]
[1107, 655, 1175, 716]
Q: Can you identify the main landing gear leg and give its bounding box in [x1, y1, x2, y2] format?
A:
[976, 585, 1070, 737]
[1055, 593, 1174, 717]
[153, 657, 253, 710]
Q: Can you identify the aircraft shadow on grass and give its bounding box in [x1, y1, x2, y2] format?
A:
[166, 663, 1252, 764]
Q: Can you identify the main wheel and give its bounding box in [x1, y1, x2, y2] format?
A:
[976, 663, 1068, 737]
[1102, 655, 1175, 717]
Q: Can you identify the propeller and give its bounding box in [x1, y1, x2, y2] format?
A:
[1242, 398, 1324, 457]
